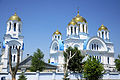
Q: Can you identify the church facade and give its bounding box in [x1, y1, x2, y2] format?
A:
[50, 11, 115, 72]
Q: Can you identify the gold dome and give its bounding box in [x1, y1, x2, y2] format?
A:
[68, 18, 77, 26]
[98, 24, 108, 31]
[8, 12, 21, 21]
[53, 30, 62, 35]
[74, 11, 87, 23]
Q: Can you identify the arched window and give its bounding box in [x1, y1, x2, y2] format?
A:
[71, 27, 73, 34]
[99, 56, 101, 62]
[11, 55, 12, 62]
[13, 45, 14, 49]
[102, 31, 104, 38]
[94, 44, 96, 50]
[97, 45, 99, 50]
[13, 55, 16, 62]
[79, 24, 80, 32]
[97, 56, 99, 59]
[19, 24, 21, 32]
[55, 46, 58, 51]
[83, 24, 84, 32]
[14, 23, 16, 31]
[55, 36, 57, 38]
[107, 57, 109, 64]
[92, 44, 93, 50]
[74, 27, 76, 34]
[99, 32, 100, 37]
[105, 31, 107, 39]
[58, 36, 60, 40]
[9, 22, 11, 31]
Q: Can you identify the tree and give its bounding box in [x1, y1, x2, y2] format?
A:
[83, 56, 104, 80]
[68, 47, 84, 73]
[48, 59, 50, 63]
[9, 46, 21, 80]
[63, 47, 78, 80]
[30, 48, 45, 72]
[68, 47, 84, 80]
[18, 72, 27, 80]
[115, 55, 120, 71]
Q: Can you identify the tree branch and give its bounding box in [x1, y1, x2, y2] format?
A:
[14, 46, 21, 74]
[9, 46, 13, 74]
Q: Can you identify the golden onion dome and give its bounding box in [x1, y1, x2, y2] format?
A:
[74, 11, 87, 23]
[68, 18, 77, 26]
[98, 24, 108, 31]
[8, 12, 21, 21]
[53, 30, 62, 35]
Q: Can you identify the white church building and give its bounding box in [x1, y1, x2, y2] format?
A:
[50, 10, 115, 72]
[0, 10, 119, 80]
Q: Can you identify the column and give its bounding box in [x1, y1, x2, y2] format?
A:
[80, 24, 83, 33]
[97, 32, 99, 37]
[69, 27, 71, 35]
[36, 71, 39, 80]
[2, 45, 9, 72]
[66, 27, 68, 36]
[104, 31, 106, 40]
[76, 27, 78, 35]
[100, 31, 102, 38]
[7, 22, 9, 32]
[73, 26, 75, 35]
[84, 24, 86, 33]
[60, 36, 61, 40]
[107, 31, 109, 40]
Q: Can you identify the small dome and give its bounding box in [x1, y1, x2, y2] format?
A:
[68, 18, 77, 26]
[74, 11, 87, 23]
[53, 30, 62, 35]
[98, 24, 108, 31]
[8, 12, 21, 21]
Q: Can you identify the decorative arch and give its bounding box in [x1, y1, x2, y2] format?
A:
[86, 37, 107, 51]
[7, 40, 21, 47]
[74, 44, 80, 48]
[50, 40, 59, 52]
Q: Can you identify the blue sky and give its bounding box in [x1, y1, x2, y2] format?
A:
[0, 0, 120, 61]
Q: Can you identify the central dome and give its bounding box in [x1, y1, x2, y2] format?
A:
[68, 11, 87, 26]
[74, 11, 87, 23]
[8, 12, 21, 21]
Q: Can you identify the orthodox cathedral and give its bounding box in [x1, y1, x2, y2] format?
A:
[50, 11, 115, 72]
[0, 10, 115, 73]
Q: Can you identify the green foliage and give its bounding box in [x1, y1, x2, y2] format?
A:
[30, 48, 45, 72]
[48, 59, 50, 63]
[63, 47, 84, 73]
[18, 72, 27, 80]
[83, 56, 104, 80]
[115, 55, 120, 71]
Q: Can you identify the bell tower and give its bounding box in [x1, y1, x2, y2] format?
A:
[97, 24, 109, 41]
[1, 12, 24, 72]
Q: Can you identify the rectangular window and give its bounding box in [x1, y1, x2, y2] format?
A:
[14, 23, 16, 31]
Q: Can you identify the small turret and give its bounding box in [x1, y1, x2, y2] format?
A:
[52, 30, 62, 41]
[97, 24, 109, 40]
